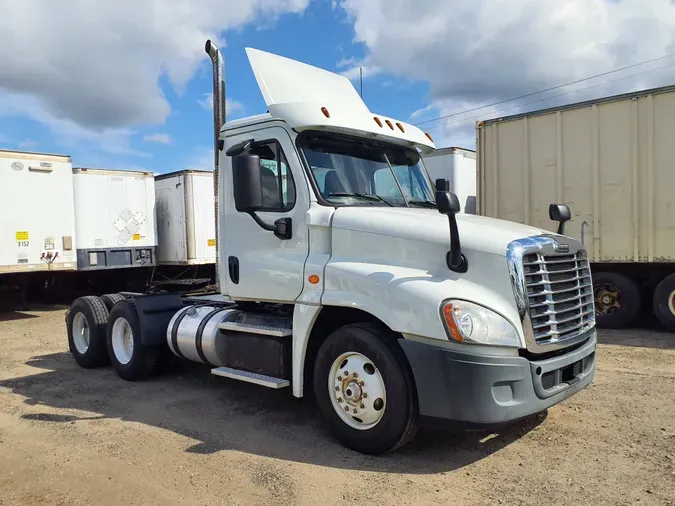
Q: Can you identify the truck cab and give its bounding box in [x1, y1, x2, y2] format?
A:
[65, 41, 597, 455]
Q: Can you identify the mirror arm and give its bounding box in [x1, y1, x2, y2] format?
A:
[247, 212, 292, 240]
[446, 215, 468, 273]
[557, 222, 565, 235]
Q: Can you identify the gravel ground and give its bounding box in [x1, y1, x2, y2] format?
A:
[1, 305, 674, 506]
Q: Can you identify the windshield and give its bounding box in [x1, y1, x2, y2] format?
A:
[299, 133, 435, 207]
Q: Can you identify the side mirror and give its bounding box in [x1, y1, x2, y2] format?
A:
[232, 154, 263, 212]
[435, 183, 467, 273]
[549, 203, 571, 235]
[436, 190, 461, 216]
[231, 153, 292, 240]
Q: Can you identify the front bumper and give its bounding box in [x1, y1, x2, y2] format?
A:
[398, 332, 596, 424]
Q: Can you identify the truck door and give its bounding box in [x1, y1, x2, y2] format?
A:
[221, 125, 310, 302]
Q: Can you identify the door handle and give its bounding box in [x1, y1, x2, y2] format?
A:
[228, 256, 239, 284]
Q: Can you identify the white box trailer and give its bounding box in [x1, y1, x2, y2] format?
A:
[422, 147, 477, 214]
[155, 170, 216, 265]
[476, 84, 675, 330]
[72, 168, 157, 270]
[0, 150, 77, 274]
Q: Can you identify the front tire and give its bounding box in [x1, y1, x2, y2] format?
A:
[66, 296, 110, 368]
[106, 300, 160, 381]
[313, 322, 421, 454]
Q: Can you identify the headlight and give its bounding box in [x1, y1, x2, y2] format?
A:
[441, 300, 521, 347]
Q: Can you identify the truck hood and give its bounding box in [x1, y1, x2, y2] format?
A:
[331, 207, 552, 257]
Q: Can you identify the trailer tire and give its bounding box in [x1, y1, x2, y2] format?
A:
[106, 300, 160, 381]
[66, 296, 111, 368]
[100, 293, 126, 312]
[593, 272, 641, 329]
[653, 273, 675, 332]
[313, 322, 421, 455]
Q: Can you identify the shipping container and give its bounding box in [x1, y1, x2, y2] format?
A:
[422, 147, 477, 214]
[476, 84, 675, 330]
[72, 168, 157, 270]
[0, 150, 77, 274]
[155, 170, 216, 265]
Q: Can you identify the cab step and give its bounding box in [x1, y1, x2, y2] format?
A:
[216, 321, 292, 337]
[211, 367, 290, 389]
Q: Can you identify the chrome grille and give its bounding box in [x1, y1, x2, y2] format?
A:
[522, 251, 595, 343]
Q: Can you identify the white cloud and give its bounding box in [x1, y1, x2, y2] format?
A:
[0, 93, 145, 156]
[18, 138, 38, 148]
[198, 94, 245, 117]
[0, 0, 310, 147]
[339, 0, 675, 147]
[143, 133, 172, 144]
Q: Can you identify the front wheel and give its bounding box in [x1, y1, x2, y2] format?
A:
[313, 322, 421, 454]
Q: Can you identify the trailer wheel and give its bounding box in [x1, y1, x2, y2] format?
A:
[106, 300, 160, 381]
[593, 272, 641, 329]
[313, 322, 421, 454]
[653, 273, 675, 332]
[100, 293, 126, 312]
[66, 296, 110, 368]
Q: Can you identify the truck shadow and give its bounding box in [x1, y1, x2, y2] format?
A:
[0, 351, 545, 474]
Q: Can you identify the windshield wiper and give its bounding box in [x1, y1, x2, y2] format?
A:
[327, 193, 394, 207]
[408, 199, 438, 208]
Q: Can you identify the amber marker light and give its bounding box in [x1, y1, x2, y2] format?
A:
[442, 303, 465, 342]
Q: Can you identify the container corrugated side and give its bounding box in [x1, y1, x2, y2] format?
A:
[0, 150, 77, 273]
[477, 85, 675, 263]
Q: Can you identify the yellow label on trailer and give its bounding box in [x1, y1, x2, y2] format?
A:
[15, 231, 29, 241]
[132, 234, 141, 241]
[207, 239, 216, 247]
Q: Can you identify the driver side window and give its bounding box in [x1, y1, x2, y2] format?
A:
[250, 141, 296, 212]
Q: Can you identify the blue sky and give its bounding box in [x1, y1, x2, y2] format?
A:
[0, 0, 429, 174]
[2, 0, 675, 174]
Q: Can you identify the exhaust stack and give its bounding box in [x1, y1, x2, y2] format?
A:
[205, 39, 226, 289]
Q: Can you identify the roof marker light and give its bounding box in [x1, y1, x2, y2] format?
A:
[321, 107, 330, 118]
[385, 119, 394, 130]
[374, 117, 383, 127]
[396, 122, 405, 133]
[425, 132, 434, 142]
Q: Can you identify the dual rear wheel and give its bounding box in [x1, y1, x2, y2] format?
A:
[67, 295, 160, 380]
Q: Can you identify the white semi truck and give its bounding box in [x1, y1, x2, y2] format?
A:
[65, 40, 597, 454]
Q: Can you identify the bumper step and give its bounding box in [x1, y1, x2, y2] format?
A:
[211, 367, 290, 389]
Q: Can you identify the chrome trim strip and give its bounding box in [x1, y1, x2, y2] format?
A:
[506, 235, 596, 353]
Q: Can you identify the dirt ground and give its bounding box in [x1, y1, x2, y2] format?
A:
[0, 306, 674, 506]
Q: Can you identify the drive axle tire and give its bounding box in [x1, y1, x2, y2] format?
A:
[593, 272, 641, 329]
[66, 296, 111, 368]
[313, 322, 421, 455]
[106, 300, 161, 381]
[100, 293, 126, 312]
[653, 273, 675, 332]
